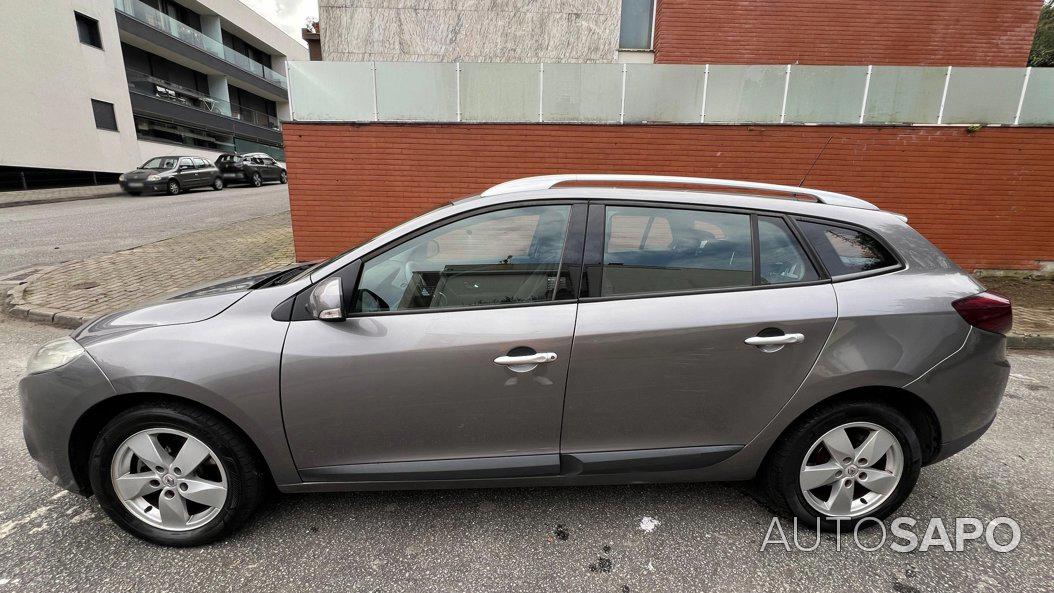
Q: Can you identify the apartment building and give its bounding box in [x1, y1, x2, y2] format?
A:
[0, 0, 307, 190]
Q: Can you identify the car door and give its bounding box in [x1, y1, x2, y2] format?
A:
[280, 203, 586, 480]
[261, 156, 280, 180]
[192, 157, 211, 186]
[560, 203, 837, 464]
[176, 157, 197, 187]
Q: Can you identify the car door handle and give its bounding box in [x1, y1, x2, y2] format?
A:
[494, 352, 558, 366]
[744, 333, 805, 346]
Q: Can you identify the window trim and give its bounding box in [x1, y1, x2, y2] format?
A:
[790, 215, 905, 282]
[75, 12, 103, 50]
[580, 200, 833, 303]
[334, 200, 589, 319]
[618, 0, 658, 51]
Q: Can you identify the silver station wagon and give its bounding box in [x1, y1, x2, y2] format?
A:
[20, 175, 1012, 546]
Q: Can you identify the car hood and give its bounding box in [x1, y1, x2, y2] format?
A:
[125, 169, 170, 179]
[71, 266, 300, 343]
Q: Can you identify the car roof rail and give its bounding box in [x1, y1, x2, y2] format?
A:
[480, 174, 879, 211]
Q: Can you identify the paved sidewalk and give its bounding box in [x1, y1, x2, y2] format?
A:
[3, 212, 294, 327]
[0, 184, 123, 209]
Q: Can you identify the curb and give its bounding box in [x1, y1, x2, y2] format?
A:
[0, 191, 125, 209]
[1, 265, 92, 330]
[1007, 335, 1054, 350]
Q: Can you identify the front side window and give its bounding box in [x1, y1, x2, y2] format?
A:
[619, 0, 655, 50]
[141, 157, 177, 170]
[798, 220, 898, 276]
[354, 205, 573, 313]
[758, 216, 819, 285]
[602, 206, 753, 296]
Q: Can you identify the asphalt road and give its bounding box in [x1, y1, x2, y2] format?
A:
[0, 184, 290, 275]
[0, 316, 1051, 592]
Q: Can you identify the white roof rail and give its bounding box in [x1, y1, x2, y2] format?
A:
[481, 174, 879, 211]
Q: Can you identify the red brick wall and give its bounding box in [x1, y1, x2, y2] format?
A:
[283, 123, 1054, 271]
[653, 0, 1043, 66]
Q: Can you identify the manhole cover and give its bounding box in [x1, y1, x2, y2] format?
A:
[70, 282, 100, 290]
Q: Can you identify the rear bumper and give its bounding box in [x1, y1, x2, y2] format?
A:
[19, 353, 115, 495]
[929, 415, 995, 464]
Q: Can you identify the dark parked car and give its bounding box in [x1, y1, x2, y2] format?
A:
[119, 156, 224, 196]
[215, 152, 287, 187]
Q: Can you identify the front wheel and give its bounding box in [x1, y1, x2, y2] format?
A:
[212, 177, 224, 191]
[167, 179, 181, 195]
[88, 402, 266, 547]
[759, 400, 921, 530]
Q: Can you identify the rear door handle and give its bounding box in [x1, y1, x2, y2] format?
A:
[494, 352, 558, 366]
[744, 333, 805, 346]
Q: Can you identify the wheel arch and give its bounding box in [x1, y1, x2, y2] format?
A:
[68, 392, 276, 495]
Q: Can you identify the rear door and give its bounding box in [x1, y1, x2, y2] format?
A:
[192, 157, 211, 186]
[561, 203, 837, 463]
[281, 202, 587, 479]
[176, 157, 197, 187]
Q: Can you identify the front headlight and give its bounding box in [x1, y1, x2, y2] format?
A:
[119, 173, 126, 181]
[26, 337, 85, 375]
[146, 174, 162, 182]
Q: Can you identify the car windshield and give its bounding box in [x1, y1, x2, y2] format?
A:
[141, 157, 178, 170]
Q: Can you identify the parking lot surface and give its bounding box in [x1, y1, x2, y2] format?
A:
[0, 316, 1051, 592]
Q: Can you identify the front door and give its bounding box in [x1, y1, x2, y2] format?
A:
[281, 203, 585, 479]
[561, 204, 838, 458]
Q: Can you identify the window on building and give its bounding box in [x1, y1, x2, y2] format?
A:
[619, 0, 655, 50]
[134, 116, 237, 152]
[354, 206, 574, 313]
[75, 12, 102, 49]
[602, 206, 753, 296]
[797, 221, 899, 276]
[91, 100, 118, 131]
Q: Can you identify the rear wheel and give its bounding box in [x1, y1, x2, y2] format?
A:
[167, 179, 181, 195]
[760, 400, 921, 530]
[88, 402, 266, 547]
[279, 171, 287, 184]
[250, 172, 262, 187]
[212, 177, 224, 191]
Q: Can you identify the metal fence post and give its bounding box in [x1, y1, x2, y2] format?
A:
[937, 66, 952, 125]
[780, 64, 791, 124]
[619, 63, 627, 124]
[1014, 66, 1031, 126]
[700, 64, 709, 123]
[858, 65, 872, 124]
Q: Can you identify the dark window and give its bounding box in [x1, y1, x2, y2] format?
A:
[75, 12, 102, 48]
[758, 217, 819, 285]
[354, 205, 574, 313]
[134, 116, 237, 152]
[798, 221, 898, 276]
[619, 0, 655, 50]
[91, 100, 118, 131]
[602, 206, 753, 296]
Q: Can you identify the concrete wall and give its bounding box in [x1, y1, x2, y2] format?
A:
[319, 0, 622, 62]
[654, 0, 1042, 66]
[0, 0, 142, 173]
[282, 123, 1054, 272]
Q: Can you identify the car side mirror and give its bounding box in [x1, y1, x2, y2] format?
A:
[307, 277, 344, 321]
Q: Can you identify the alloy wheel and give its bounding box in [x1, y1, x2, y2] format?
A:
[110, 428, 228, 531]
[252, 173, 261, 187]
[798, 421, 903, 518]
[168, 180, 180, 195]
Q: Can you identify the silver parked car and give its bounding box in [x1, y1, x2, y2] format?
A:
[20, 175, 1011, 546]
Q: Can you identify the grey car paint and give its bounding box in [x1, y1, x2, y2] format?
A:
[19, 185, 1008, 497]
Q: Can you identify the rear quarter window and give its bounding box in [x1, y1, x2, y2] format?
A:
[797, 221, 898, 277]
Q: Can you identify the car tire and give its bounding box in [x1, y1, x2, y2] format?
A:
[88, 402, 267, 547]
[759, 400, 922, 531]
[212, 177, 224, 191]
[279, 171, 287, 184]
[167, 179, 181, 195]
[250, 172, 262, 187]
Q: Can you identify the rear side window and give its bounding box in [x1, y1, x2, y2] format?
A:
[798, 221, 897, 276]
[602, 206, 753, 296]
[758, 216, 819, 284]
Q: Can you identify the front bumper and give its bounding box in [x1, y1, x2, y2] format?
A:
[119, 179, 166, 194]
[19, 352, 115, 495]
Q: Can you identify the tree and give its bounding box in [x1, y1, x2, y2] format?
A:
[1031, 0, 1054, 67]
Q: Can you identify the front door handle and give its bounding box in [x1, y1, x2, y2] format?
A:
[744, 334, 805, 346]
[494, 352, 558, 367]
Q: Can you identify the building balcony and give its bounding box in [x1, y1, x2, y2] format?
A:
[126, 70, 284, 146]
[114, 0, 287, 90]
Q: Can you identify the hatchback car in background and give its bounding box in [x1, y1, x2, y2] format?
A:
[215, 152, 287, 187]
[119, 156, 224, 196]
[20, 175, 1011, 546]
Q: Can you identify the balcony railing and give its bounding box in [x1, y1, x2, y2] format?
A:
[114, 0, 287, 89]
[126, 70, 281, 131]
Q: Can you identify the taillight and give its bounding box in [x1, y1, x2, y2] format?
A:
[952, 292, 1012, 335]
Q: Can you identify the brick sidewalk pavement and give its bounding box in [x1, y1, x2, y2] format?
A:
[3, 213, 294, 327]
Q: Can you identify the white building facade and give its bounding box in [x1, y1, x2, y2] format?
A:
[0, 0, 307, 190]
